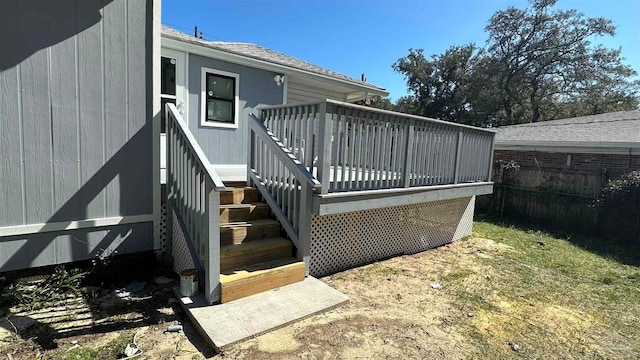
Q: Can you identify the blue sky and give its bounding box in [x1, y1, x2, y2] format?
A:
[162, 0, 640, 100]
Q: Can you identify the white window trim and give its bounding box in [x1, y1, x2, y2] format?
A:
[200, 67, 240, 129]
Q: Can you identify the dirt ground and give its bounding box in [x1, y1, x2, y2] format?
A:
[219, 237, 506, 359]
[2, 232, 638, 359]
[0, 280, 215, 359]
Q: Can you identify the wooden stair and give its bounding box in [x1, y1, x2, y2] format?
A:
[218, 185, 305, 303]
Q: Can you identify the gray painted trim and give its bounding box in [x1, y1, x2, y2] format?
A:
[0, 215, 156, 237]
[261, 100, 496, 134]
[313, 183, 493, 215]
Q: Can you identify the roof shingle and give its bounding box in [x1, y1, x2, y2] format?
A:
[495, 110, 640, 145]
[161, 26, 386, 92]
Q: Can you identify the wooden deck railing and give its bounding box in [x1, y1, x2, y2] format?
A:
[166, 103, 226, 304]
[259, 100, 495, 194]
[248, 113, 321, 273]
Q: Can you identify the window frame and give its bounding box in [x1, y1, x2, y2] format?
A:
[200, 67, 240, 129]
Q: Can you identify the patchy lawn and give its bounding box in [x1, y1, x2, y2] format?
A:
[222, 221, 640, 359]
[2, 221, 639, 359]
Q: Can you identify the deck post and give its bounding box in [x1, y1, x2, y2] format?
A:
[454, 130, 463, 184]
[298, 182, 313, 276]
[487, 133, 496, 182]
[204, 183, 221, 304]
[402, 119, 415, 188]
[317, 101, 333, 194]
[166, 109, 174, 254]
[248, 111, 257, 188]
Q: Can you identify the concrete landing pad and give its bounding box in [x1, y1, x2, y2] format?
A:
[177, 277, 348, 351]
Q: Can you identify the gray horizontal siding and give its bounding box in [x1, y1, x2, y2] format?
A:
[188, 54, 284, 165]
[0, 0, 154, 270]
[286, 80, 347, 104]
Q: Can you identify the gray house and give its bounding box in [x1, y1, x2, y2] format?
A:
[1, 0, 495, 311]
[0, 0, 158, 271]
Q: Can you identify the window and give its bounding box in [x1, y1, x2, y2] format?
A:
[201, 68, 239, 128]
[160, 56, 177, 132]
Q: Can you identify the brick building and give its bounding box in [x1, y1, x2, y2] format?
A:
[480, 110, 640, 233]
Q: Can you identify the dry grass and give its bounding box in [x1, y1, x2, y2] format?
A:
[222, 221, 640, 359]
[2, 221, 638, 359]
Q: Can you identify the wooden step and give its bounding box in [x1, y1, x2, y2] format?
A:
[220, 238, 292, 272]
[220, 257, 305, 303]
[224, 181, 250, 188]
[220, 187, 260, 205]
[220, 219, 281, 246]
[220, 203, 270, 224]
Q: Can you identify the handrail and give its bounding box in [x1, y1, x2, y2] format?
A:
[167, 104, 225, 191]
[258, 99, 496, 134]
[249, 114, 321, 192]
[248, 112, 316, 274]
[166, 103, 224, 304]
[259, 100, 496, 194]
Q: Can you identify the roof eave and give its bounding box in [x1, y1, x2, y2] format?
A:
[495, 140, 640, 149]
[161, 35, 389, 97]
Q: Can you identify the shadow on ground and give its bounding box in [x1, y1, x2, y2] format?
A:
[475, 213, 640, 267]
[0, 256, 215, 358]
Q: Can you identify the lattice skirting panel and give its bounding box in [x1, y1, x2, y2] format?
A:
[309, 196, 475, 276]
[159, 203, 167, 254]
[171, 210, 198, 275]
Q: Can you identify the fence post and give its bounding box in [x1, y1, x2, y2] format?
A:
[454, 129, 463, 184]
[297, 182, 312, 276]
[316, 102, 333, 194]
[402, 119, 415, 188]
[204, 182, 221, 304]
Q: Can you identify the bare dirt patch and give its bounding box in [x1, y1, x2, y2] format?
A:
[2, 227, 639, 359]
[0, 280, 214, 359]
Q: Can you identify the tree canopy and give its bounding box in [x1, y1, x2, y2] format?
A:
[384, 0, 639, 126]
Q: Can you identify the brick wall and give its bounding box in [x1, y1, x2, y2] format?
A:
[494, 150, 640, 174]
[478, 148, 639, 235]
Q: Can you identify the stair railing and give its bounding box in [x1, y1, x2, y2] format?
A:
[166, 103, 226, 304]
[248, 113, 321, 275]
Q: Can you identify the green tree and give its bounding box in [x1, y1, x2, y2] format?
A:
[485, 0, 621, 124]
[393, 0, 639, 126]
[392, 45, 481, 124]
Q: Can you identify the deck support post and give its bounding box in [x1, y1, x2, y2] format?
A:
[317, 102, 333, 194]
[454, 130, 463, 184]
[298, 182, 313, 276]
[402, 119, 415, 187]
[204, 183, 221, 304]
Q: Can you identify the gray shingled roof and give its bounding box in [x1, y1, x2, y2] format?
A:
[495, 110, 640, 146]
[161, 26, 386, 92]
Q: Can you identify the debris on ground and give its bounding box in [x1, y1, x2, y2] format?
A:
[115, 281, 147, 299]
[508, 340, 521, 352]
[154, 277, 173, 285]
[165, 325, 183, 333]
[430, 283, 442, 289]
[123, 331, 143, 359]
